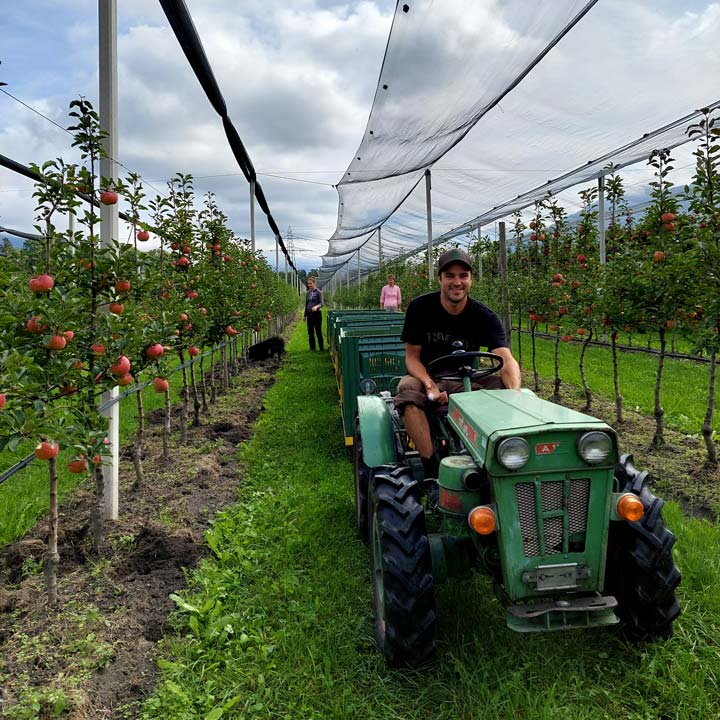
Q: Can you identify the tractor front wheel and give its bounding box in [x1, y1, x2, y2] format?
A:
[605, 455, 681, 640]
[369, 465, 436, 666]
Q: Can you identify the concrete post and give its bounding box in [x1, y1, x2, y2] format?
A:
[425, 169, 433, 283]
[99, 0, 119, 520]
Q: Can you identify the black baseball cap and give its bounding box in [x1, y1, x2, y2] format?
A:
[438, 248, 473, 274]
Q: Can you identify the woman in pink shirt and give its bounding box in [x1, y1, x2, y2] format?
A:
[379, 274, 402, 312]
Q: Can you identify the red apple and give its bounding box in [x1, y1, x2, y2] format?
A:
[0, 393, 6, 410]
[179, 312, 188, 322]
[188, 346, 200, 357]
[116, 373, 134, 386]
[177, 256, 190, 267]
[666, 319, 677, 329]
[186, 290, 199, 299]
[29, 274, 54, 292]
[91, 343, 106, 355]
[661, 212, 676, 224]
[26, 317, 47, 334]
[67, 456, 88, 474]
[136, 230, 150, 242]
[63, 330, 74, 341]
[35, 441, 59, 461]
[115, 280, 131, 293]
[109, 356, 131, 375]
[100, 190, 118, 205]
[224, 255, 232, 262]
[577, 328, 587, 335]
[153, 377, 169, 393]
[146, 343, 164, 360]
[553, 273, 564, 282]
[46, 334, 67, 351]
[653, 250, 666, 263]
[109, 302, 124, 315]
[576, 254, 586, 263]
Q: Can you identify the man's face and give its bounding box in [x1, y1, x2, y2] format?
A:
[439, 262, 472, 305]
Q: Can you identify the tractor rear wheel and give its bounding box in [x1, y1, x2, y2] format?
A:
[369, 465, 436, 666]
[605, 455, 681, 640]
[353, 417, 370, 543]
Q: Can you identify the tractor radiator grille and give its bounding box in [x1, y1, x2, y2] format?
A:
[515, 479, 591, 557]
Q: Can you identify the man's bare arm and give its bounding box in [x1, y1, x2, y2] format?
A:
[490, 346, 522, 390]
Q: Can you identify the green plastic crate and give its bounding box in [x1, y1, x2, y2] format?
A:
[338, 334, 406, 443]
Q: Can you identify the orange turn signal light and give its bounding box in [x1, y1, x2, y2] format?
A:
[468, 505, 496, 535]
[617, 493, 645, 522]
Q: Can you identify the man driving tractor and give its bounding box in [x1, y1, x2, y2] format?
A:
[393, 248, 521, 478]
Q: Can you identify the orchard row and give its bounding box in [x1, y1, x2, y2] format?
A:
[0, 99, 296, 599]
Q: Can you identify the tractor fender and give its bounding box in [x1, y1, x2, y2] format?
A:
[357, 395, 397, 467]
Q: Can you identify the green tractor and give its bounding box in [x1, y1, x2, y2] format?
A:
[353, 349, 681, 666]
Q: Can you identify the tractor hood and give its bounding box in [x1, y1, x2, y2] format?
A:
[448, 390, 615, 470]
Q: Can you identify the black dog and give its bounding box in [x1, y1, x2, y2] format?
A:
[248, 336, 285, 361]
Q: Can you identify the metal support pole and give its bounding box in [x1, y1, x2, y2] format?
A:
[357, 249, 361, 286]
[425, 169, 434, 283]
[346, 262, 350, 289]
[498, 221, 511, 341]
[477, 223, 483, 279]
[99, 0, 119, 520]
[598, 176, 606, 265]
[275, 233, 279, 276]
[378, 226, 382, 266]
[250, 180, 256, 252]
[284, 251, 288, 283]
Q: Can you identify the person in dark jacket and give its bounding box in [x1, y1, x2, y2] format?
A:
[304, 276, 324, 351]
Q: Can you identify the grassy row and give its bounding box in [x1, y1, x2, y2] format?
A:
[515, 331, 718, 434]
[143, 322, 720, 720]
[0, 351, 216, 545]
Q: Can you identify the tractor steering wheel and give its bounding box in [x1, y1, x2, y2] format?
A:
[427, 351, 504, 384]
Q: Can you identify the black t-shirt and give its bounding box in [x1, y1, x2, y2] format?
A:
[401, 291, 508, 366]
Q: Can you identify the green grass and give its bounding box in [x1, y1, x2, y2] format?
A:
[0, 359, 197, 545]
[143, 323, 720, 720]
[515, 331, 718, 434]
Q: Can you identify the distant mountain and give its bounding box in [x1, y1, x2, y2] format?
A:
[0, 233, 23, 249]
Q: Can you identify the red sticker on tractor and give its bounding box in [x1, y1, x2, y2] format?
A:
[535, 442, 560, 455]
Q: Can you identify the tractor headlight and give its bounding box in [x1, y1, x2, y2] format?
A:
[577, 431, 612, 464]
[496, 437, 530, 470]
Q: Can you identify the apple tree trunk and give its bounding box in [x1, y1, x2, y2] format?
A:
[579, 330, 593, 412]
[44, 456, 60, 604]
[611, 331, 623, 424]
[703, 351, 718, 465]
[652, 327, 667, 447]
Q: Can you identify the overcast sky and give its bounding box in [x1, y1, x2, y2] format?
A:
[2, 0, 396, 269]
[2, 1, 718, 272]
